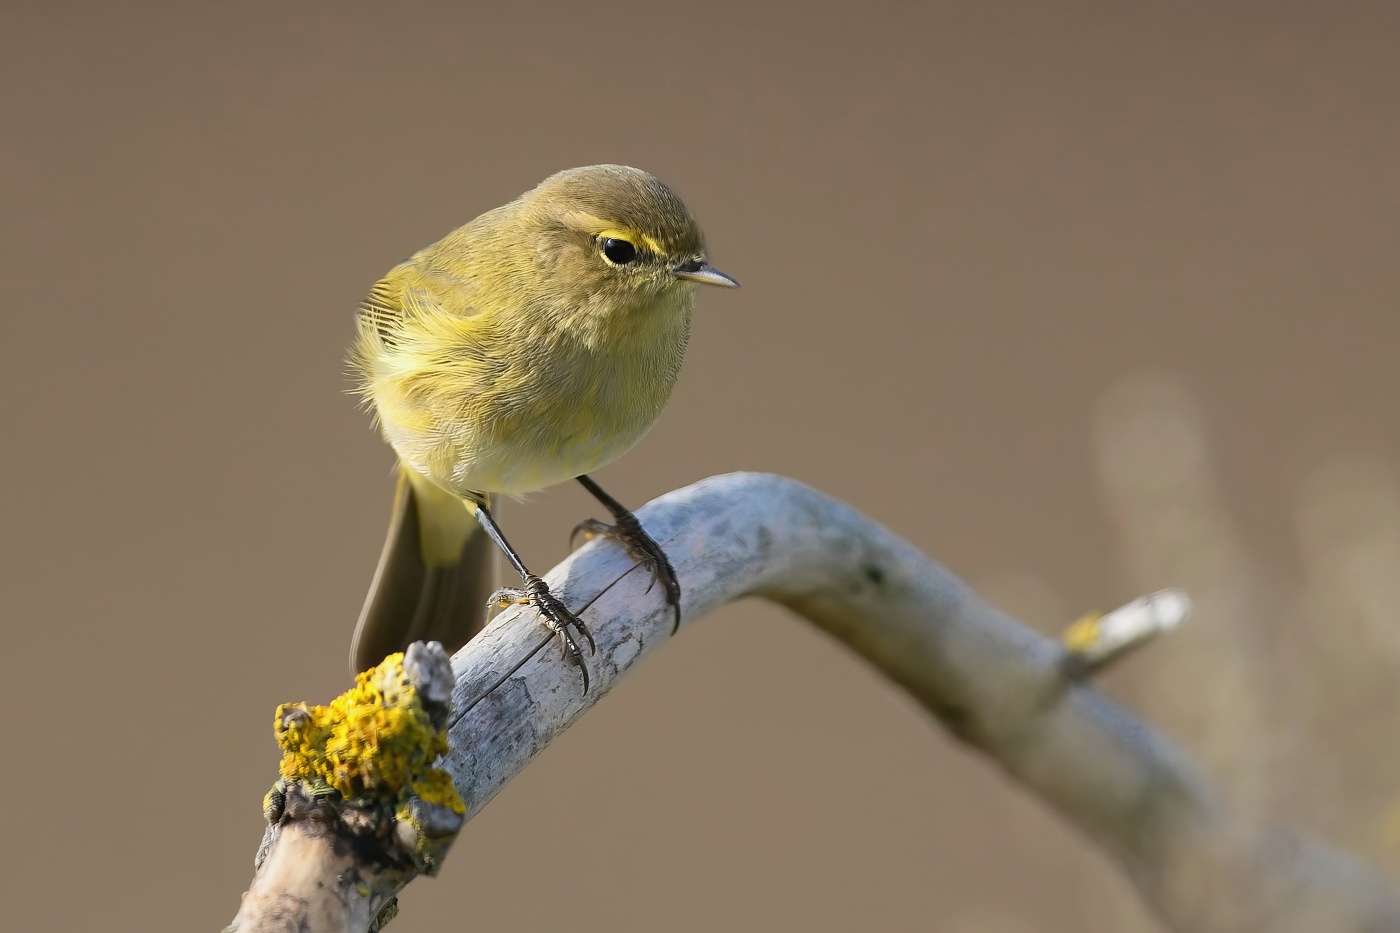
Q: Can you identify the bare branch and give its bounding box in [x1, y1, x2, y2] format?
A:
[236, 473, 1400, 932]
[1060, 588, 1187, 676]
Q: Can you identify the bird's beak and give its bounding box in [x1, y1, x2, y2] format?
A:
[674, 260, 740, 288]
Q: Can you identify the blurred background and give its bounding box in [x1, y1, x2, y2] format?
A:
[3, 2, 1398, 930]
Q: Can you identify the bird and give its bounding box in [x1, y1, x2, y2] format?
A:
[347, 164, 738, 691]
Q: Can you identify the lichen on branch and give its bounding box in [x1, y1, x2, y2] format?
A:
[231, 643, 464, 933]
[272, 650, 464, 820]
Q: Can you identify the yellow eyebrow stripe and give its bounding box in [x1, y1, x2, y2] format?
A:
[561, 210, 665, 254]
[598, 228, 665, 254]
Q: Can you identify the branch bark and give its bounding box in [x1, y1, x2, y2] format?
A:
[236, 472, 1400, 932]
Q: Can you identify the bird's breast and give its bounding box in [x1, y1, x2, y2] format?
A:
[377, 302, 690, 499]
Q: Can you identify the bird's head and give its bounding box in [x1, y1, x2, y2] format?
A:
[515, 165, 738, 311]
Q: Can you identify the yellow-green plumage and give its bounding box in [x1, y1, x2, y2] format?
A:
[349, 165, 735, 674]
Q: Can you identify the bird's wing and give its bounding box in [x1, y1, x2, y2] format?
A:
[351, 263, 485, 386]
[358, 277, 407, 349]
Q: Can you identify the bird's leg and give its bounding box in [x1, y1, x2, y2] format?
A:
[473, 502, 595, 693]
[572, 474, 682, 634]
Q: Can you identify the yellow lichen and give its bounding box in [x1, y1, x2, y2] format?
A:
[1061, 612, 1104, 653]
[273, 653, 465, 816]
[410, 769, 464, 810]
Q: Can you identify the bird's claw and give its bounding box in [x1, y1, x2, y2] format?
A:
[569, 517, 614, 550]
[570, 512, 682, 634]
[487, 575, 595, 693]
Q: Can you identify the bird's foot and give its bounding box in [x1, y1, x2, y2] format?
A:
[571, 512, 682, 634]
[488, 574, 596, 693]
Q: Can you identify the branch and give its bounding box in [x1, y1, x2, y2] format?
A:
[234, 473, 1400, 932]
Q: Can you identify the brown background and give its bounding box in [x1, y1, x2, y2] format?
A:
[3, 2, 1398, 930]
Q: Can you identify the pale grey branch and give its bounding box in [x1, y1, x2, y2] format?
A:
[235, 472, 1400, 932]
[447, 473, 1400, 932]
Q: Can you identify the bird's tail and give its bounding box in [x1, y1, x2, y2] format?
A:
[349, 464, 498, 674]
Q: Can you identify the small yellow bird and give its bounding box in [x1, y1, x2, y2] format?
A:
[348, 165, 737, 689]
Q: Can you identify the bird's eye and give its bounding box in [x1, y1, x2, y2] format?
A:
[600, 237, 638, 265]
